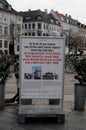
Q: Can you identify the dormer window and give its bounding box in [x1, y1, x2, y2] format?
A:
[56, 21, 59, 24]
[0, 13, 2, 19]
[37, 15, 42, 21]
[8, 5, 11, 11]
[61, 17, 64, 21]
[0, 2, 3, 8]
[25, 16, 31, 20]
[5, 5, 8, 9]
[51, 19, 53, 23]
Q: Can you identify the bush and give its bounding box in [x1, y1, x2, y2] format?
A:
[0, 57, 12, 83]
[72, 57, 86, 85]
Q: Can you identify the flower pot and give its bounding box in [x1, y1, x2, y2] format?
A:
[74, 83, 86, 111]
[0, 83, 5, 109]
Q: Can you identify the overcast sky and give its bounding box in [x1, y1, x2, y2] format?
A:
[7, 0, 86, 24]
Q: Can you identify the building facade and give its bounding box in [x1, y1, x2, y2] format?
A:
[0, 0, 23, 55]
[77, 23, 86, 53]
[21, 9, 62, 37]
[0, 0, 86, 55]
[50, 10, 80, 54]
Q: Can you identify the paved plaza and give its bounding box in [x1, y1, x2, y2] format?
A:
[0, 73, 85, 130]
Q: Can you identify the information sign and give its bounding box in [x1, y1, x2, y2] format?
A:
[20, 36, 65, 99]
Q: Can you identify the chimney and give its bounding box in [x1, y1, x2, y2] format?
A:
[65, 14, 67, 17]
[44, 9, 48, 13]
[28, 9, 31, 12]
[69, 15, 71, 18]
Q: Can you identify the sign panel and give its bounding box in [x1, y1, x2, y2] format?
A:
[20, 37, 65, 99]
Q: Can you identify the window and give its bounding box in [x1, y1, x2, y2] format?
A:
[0, 40, 2, 48]
[25, 24, 27, 29]
[17, 16, 22, 21]
[43, 33, 46, 36]
[0, 50, 2, 54]
[0, 13, 2, 19]
[51, 19, 54, 23]
[17, 45, 19, 51]
[25, 16, 31, 20]
[22, 24, 24, 29]
[28, 24, 31, 29]
[43, 24, 45, 29]
[0, 3, 3, 8]
[37, 16, 42, 21]
[4, 41, 8, 48]
[4, 50, 8, 55]
[4, 15, 7, 21]
[46, 25, 48, 30]
[8, 5, 11, 11]
[10, 27, 12, 35]
[0, 26, 2, 34]
[5, 5, 8, 9]
[17, 24, 21, 31]
[4, 26, 8, 35]
[28, 33, 31, 36]
[25, 33, 27, 36]
[56, 21, 59, 24]
[32, 23, 35, 29]
[37, 31, 41, 36]
[38, 23, 41, 29]
[18, 35, 20, 42]
[61, 17, 64, 21]
[32, 32, 35, 36]
[4, 18, 6, 21]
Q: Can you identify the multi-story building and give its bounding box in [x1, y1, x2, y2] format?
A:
[0, 0, 86, 55]
[65, 14, 79, 54]
[50, 10, 79, 54]
[77, 23, 86, 54]
[0, 0, 23, 55]
[21, 9, 62, 37]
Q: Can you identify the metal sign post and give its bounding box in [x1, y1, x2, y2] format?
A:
[18, 36, 65, 123]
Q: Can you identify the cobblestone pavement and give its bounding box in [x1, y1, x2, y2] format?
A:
[0, 73, 85, 130]
[0, 105, 86, 130]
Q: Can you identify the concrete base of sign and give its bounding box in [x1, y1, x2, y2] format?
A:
[18, 105, 65, 124]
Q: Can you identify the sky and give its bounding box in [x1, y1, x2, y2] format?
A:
[7, 0, 86, 24]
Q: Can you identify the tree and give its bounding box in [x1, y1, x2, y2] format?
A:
[66, 29, 78, 55]
[9, 21, 15, 55]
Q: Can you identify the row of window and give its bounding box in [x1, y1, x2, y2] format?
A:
[25, 15, 42, 21]
[23, 23, 60, 33]
[0, 2, 12, 11]
[0, 24, 21, 35]
[0, 50, 8, 55]
[0, 40, 8, 48]
[0, 23, 60, 36]
[0, 12, 22, 22]
[22, 32, 49, 36]
[0, 41, 19, 55]
[23, 23, 42, 30]
[0, 26, 8, 35]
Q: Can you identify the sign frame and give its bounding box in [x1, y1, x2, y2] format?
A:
[19, 36, 65, 100]
[18, 36, 65, 123]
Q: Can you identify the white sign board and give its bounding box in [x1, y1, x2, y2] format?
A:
[20, 37, 65, 99]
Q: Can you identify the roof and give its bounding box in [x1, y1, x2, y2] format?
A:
[20, 9, 60, 25]
[55, 11, 67, 23]
[0, 0, 17, 13]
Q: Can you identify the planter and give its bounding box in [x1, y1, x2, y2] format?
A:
[0, 83, 5, 109]
[74, 83, 86, 111]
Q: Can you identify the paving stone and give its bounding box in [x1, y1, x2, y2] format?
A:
[0, 73, 85, 129]
[0, 121, 13, 130]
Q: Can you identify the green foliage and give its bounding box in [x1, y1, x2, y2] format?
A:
[72, 57, 86, 84]
[0, 58, 12, 83]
